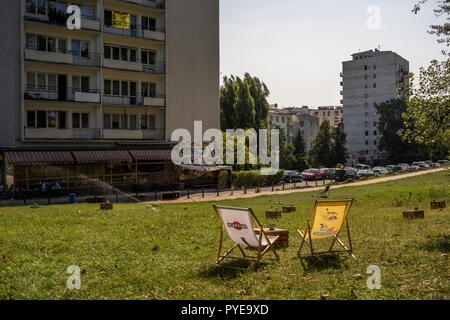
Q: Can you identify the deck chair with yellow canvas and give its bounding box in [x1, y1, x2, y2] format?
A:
[297, 199, 356, 259]
[212, 205, 280, 271]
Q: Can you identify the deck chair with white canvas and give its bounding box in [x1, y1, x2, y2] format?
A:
[297, 199, 356, 259]
[212, 205, 280, 271]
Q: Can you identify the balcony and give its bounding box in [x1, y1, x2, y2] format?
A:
[103, 94, 166, 107]
[24, 87, 101, 104]
[125, 0, 165, 9]
[24, 128, 101, 140]
[24, 5, 101, 31]
[103, 129, 165, 140]
[103, 59, 165, 74]
[25, 47, 101, 67]
[103, 25, 166, 42]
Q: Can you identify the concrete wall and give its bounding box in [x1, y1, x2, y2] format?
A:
[165, 0, 220, 139]
[0, 0, 22, 148]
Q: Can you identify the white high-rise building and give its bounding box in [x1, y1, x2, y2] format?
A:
[341, 49, 409, 165]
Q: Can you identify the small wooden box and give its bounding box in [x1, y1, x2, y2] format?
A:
[431, 201, 446, 209]
[255, 228, 289, 248]
[282, 206, 296, 213]
[403, 209, 424, 219]
[100, 202, 113, 210]
[266, 210, 281, 219]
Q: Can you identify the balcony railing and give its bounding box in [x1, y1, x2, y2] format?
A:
[103, 129, 165, 140]
[25, 46, 101, 67]
[102, 25, 166, 42]
[24, 5, 101, 31]
[103, 59, 165, 74]
[24, 87, 101, 103]
[124, 0, 166, 9]
[103, 94, 166, 107]
[24, 127, 101, 140]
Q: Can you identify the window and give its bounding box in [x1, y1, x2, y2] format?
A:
[148, 115, 156, 130]
[37, 35, 46, 51]
[365, 131, 369, 136]
[373, 74, 376, 79]
[129, 114, 137, 129]
[364, 65, 368, 70]
[81, 77, 89, 92]
[365, 121, 369, 127]
[48, 111, 57, 128]
[281, 117, 285, 123]
[80, 5, 93, 19]
[142, 82, 156, 97]
[130, 49, 137, 62]
[121, 48, 128, 61]
[104, 46, 111, 59]
[139, 115, 147, 130]
[72, 40, 89, 57]
[81, 41, 89, 58]
[47, 37, 56, 52]
[58, 38, 67, 53]
[27, 73, 36, 89]
[120, 115, 128, 129]
[82, 113, 89, 129]
[142, 50, 156, 65]
[72, 112, 80, 128]
[37, 111, 46, 128]
[142, 16, 156, 31]
[48, 74, 57, 91]
[58, 111, 66, 129]
[365, 140, 369, 145]
[72, 112, 89, 128]
[121, 81, 128, 96]
[104, 80, 111, 95]
[373, 83, 377, 88]
[374, 131, 377, 136]
[104, 114, 111, 129]
[27, 111, 35, 127]
[71, 40, 80, 57]
[365, 112, 368, 117]
[113, 81, 120, 95]
[37, 73, 46, 90]
[104, 10, 112, 26]
[364, 74, 368, 80]
[112, 47, 120, 60]
[373, 64, 376, 70]
[26, 34, 35, 49]
[112, 114, 120, 129]
[374, 140, 377, 145]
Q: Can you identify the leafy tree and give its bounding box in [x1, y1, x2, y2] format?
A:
[330, 122, 349, 167]
[400, 59, 450, 159]
[376, 99, 427, 163]
[243, 73, 270, 129]
[219, 75, 237, 130]
[293, 129, 308, 171]
[233, 77, 255, 129]
[278, 128, 296, 170]
[308, 121, 332, 168]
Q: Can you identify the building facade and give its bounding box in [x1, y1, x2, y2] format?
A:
[341, 49, 409, 165]
[269, 106, 319, 148]
[0, 0, 219, 188]
[311, 106, 343, 127]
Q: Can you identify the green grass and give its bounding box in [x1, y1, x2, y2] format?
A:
[0, 171, 449, 300]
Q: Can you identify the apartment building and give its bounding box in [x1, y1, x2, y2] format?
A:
[269, 106, 319, 148]
[341, 49, 409, 165]
[310, 106, 343, 127]
[0, 0, 219, 188]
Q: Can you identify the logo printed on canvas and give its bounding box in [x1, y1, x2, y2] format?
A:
[227, 221, 248, 231]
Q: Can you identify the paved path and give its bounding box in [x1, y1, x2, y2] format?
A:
[144, 168, 447, 205]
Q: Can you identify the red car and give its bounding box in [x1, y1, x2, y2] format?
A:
[301, 169, 326, 181]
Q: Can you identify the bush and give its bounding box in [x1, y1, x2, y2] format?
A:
[217, 171, 228, 188]
[230, 170, 284, 188]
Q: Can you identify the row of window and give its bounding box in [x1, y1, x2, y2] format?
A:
[104, 80, 157, 97]
[26, 72, 90, 93]
[365, 131, 378, 136]
[26, 0, 95, 18]
[364, 65, 376, 70]
[365, 140, 377, 146]
[26, 33, 89, 57]
[104, 45, 156, 64]
[104, 10, 158, 30]
[364, 121, 378, 127]
[104, 114, 157, 130]
[27, 110, 89, 129]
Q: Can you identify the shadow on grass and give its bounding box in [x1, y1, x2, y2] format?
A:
[419, 234, 450, 253]
[198, 260, 269, 280]
[298, 254, 348, 272]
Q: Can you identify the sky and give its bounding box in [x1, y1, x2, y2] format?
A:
[219, 0, 446, 109]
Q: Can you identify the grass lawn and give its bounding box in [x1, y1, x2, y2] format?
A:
[0, 171, 448, 300]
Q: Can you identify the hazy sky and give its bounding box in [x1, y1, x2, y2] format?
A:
[220, 0, 446, 108]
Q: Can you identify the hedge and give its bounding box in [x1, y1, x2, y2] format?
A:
[217, 170, 284, 188]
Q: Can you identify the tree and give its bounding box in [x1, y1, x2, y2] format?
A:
[400, 59, 450, 159]
[278, 128, 296, 170]
[233, 77, 255, 129]
[376, 99, 427, 163]
[219, 75, 237, 130]
[308, 121, 332, 168]
[413, 0, 450, 54]
[330, 123, 349, 167]
[293, 129, 308, 171]
[243, 73, 270, 129]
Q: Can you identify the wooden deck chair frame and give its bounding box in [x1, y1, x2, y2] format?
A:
[297, 199, 356, 259]
[213, 205, 280, 271]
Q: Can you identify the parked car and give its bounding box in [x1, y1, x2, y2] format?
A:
[385, 165, 396, 172]
[355, 164, 371, 170]
[301, 169, 325, 181]
[372, 167, 389, 175]
[433, 162, 441, 167]
[397, 163, 410, 171]
[334, 169, 359, 182]
[410, 165, 420, 171]
[392, 166, 403, 172]
[438, 160, 448, 165]
[325, 169, 337, 180]
[412, 161, 428, 169]
[283, 170, 303, 183]
[356, 169, 375, 178]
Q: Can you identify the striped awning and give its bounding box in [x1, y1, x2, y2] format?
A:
[128, 149, 172, 161]
[72, 150, 133, 163]
[4, 151, 75, 166]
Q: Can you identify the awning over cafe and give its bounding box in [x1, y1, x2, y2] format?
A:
[4, 151, 75, 166]
[72, 150, 133, 164]
[128, 149, 172, 161]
